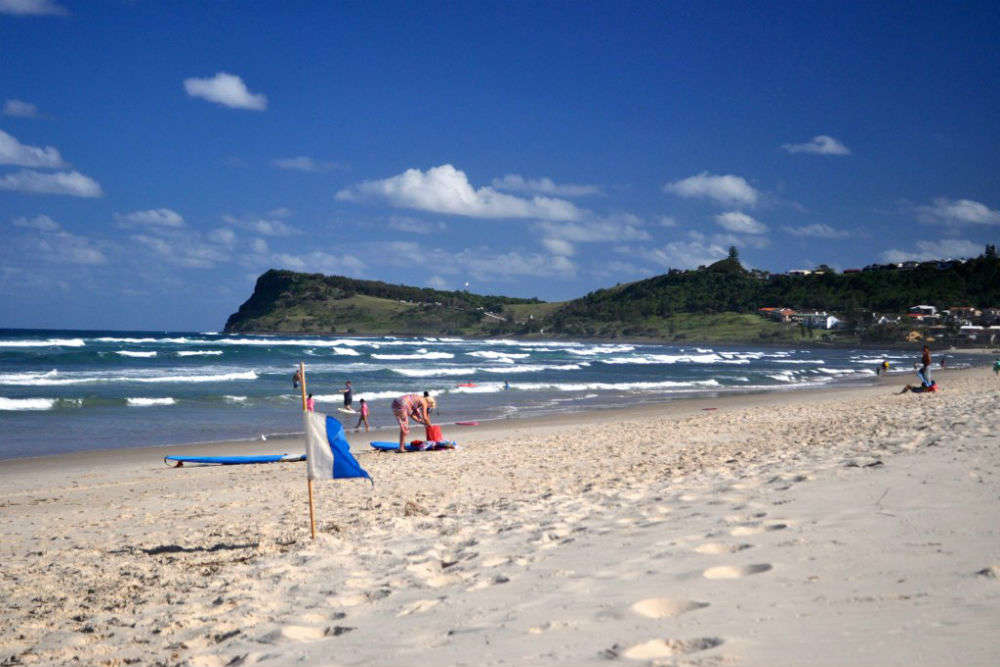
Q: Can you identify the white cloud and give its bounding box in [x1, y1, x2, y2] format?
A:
[781, 135, 851, 155]
[387, 216, 446, 234]
[658, 216, 678, 227]
[183, 72, 267, 111]
[12, 214, 59, 231]
[715, 211, 767, 234]
[0, 0, 67, 16]
[426, 275, 448, 289]
[710, 231, 770, 249]
[782, 223, 850, 239]
[272, 251, 365, 275]
[542, 238, 575, 256]
[222, 214, 298, 236]
[0, 129, 65, 167]
[664, 172, 759, 206]
[3, 99, 40, 118]
[132, 233, 231, 269]
[881, 239, 984, 263]
[916, 198, 1000, 225]
[535, 216, 650, 243]
[336, 164, 583, 221]
[0, 169, 102, 197]
[272, 156, 343, 172]
[208, 228, 237, 246]
[373, 241, 576, 280]
[491, 174, 601, 197]
[633, 237, 729, 270]
[115, 208, 185, 228]
[268, 207, 293, 218]
[251, 238, 269, 254]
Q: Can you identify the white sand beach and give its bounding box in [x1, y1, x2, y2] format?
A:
[1, 369, 998, 666]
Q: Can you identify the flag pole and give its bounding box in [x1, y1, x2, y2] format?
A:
[299, 361, 316, 540]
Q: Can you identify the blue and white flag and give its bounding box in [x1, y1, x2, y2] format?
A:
[304, 412, 372, 484]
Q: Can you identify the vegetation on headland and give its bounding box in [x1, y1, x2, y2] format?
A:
[223, 246, 1000, 345]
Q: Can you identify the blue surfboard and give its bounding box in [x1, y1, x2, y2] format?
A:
[370, 441, 456, 452]
[165, 453, 305, 466]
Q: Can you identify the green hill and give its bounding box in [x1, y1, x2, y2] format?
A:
[224, 247, 1000, 342]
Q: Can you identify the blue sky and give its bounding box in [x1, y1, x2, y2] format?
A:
[1, 1, 998, 330]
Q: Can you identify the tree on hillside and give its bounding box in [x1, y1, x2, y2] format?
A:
[728, 246, 739, 262]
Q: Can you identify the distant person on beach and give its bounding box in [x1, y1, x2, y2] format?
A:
[355, 398, 370, 431]
[391, 393, 433, 452]
[918, 345, 931, 387]
[900, 381, 937, 394]
[877, 360, 890, 375]
[993, 358, 1000, 375]
[292, 368, 303, 389]
[940, 356, 946, 369]
[306, 393, 315, 412]
[342, 380, 353, 410]
[504, 380, 510, 391]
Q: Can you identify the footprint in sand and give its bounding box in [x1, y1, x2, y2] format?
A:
[730, 522, 787, 536]
[703, 563, 772, 579]
[621, 637, 723, 660]
[631, 598, 709, 618]
[695, 542, 753, 554]
[397, 598, 441, 616]
[263, 625, 326, 642]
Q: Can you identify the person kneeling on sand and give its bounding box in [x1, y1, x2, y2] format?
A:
[900, 381, 938, 394]
[391, 393, 433, 452]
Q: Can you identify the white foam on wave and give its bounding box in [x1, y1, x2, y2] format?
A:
[773, 359, 825, 364]
[466, 350, 530, 361]
[480, 363, 587, 374]
[116, 350, 157, 358]
[177, 350, 223, 356]
[94, 337, 195, 344]
[224, 395, 247, 402]
[453, 379, 722, 393]
[603, 353, 748, 365]
[314, 389, 408, 403]
[567, 345, 636, 355]
[0, 397, 55, 410]
[393, 367, 477, 377]
[482, 339, 584, 348]
[127, 397, 175, 407]
[0, 369, 258, 386]
[372, 351, 455, 360]
[0, 338, 85, 348]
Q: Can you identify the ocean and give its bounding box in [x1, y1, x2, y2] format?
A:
[0, 328, 974, 460]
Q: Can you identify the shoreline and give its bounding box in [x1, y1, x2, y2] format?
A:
[0, 366, 970, 473]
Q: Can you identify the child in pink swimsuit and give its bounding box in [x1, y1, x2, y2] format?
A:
[355, 398, 370, 431]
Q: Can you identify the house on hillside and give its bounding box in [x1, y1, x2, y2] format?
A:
[758, 307, 796, 323]
[788, 269, 812, 276]
[909, 305, 937, 316]
[793, 311, 842, 329]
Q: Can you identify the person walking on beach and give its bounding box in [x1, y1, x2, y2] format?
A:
[306, 393, 315, 412]
[342, 380, 353, 411]
[355, 398, 370, 431]
[918, 345, 932, 387]
[391, 393, 433, 452]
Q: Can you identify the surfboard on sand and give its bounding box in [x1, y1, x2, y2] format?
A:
[338, 407, 357, 414]
[455, 421, 479, 426]
[165, 453, 305, 467]
[370, 441, 457, 452]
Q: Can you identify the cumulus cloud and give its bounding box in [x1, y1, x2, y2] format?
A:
[631, 235, 729, 270]
[658, 216, 678, 227]
[272, 156, 344, 172]
[542, 237, 575, 256]
[0, 169, 102, 197]
[115, 208, 185, 228]
[387, 216, 446, 234]
[715, 211, 767, 234]
[336, 164, 583, 221]
[9, 214, 106, 265]
[208, 228, 237, 246]
[0, 0, 67, 16]
[881, 239, 984, 262]
[491, 174, 601, 197]
[132, 233, 231, 269]
[3, 99, 40, 118]
[916, 198, 1000, 225]
[781, 135, 851, 155]
[373, 241, 576, 280]
[272, 250, 365, 275]
[782, 223, 850, 239]
[664, 172, 759, 206]
[0, 129, 65, 167]
[535, 215, 650, 243]
[12, 214, 59, 231]
[222, 214, 298, 236]
[183, 72, 267, 110]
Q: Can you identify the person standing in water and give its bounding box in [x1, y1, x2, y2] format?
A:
[355, 398, 370, 431]
[306, 393, 315, 412]
[342, 380, 353, 410]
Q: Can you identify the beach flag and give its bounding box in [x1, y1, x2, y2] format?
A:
[303, 411, 372, 484]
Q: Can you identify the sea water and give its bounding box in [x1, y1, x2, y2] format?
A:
[0, 328, 975, 459]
